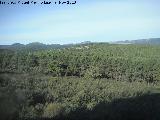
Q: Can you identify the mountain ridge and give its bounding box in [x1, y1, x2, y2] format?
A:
[113, 38, 160, 45]
[0, 41, 93, 51]
[0, 38, 160, 51]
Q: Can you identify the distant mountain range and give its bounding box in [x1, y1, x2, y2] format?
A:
[0, 41, 92, 52]
[0, 38, 160, 52]
[113, 38, 160, 45]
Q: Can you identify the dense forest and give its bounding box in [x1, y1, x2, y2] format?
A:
[1, 43, 160, 120]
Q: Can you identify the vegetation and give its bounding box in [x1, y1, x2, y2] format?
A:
[0, 43, 160, 120]
[1, 44, 160, 82]
[114, 38, 160, 45]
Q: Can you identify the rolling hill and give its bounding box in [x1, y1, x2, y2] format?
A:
[114, 38, 160, 45]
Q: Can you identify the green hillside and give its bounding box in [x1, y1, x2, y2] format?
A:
[0, 43, 160, 120]
[1, 43, 160, 82]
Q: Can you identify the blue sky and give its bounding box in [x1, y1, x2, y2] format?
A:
[0, 0, 160, 45]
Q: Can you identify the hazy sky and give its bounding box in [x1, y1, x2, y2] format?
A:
[0, 0, 160, 45]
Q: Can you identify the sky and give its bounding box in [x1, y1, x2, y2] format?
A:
[0, 0, 160, 45]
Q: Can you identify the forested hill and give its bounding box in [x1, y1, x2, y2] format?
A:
[1, 43, 160, 120]
[0, 41, 93, 52]
[1, 38, 160, 52]
[1, 43, 160, 82]
[0, 42, 71, 52]
[114, 38, 160, 45]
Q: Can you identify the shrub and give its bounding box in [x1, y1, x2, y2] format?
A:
[43, 103, 64, 118]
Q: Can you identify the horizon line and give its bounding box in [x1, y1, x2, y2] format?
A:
[0, 37, 159, 45]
